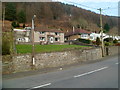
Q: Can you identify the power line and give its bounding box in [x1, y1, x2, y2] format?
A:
[102, 11, 109, 15]
[103, 7, 118, 10]
[63, 0, 97, 10]
[62, 0, 117, 12]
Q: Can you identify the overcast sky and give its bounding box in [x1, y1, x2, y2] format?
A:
[54, 0, 119, 16]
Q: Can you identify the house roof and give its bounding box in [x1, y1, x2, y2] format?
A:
[65, 29, 91, 37]
[35, 27, 63, 33]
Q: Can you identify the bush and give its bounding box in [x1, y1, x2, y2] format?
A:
[104, 42, 110, 46]
[16, 22, 20, 27]
[11, 21, 17, 28]
[23, 23, 25, 28]
[96, 37, 101, 46]
[113, 39, 118, 44]
[77, 38, 91, 44]
[104, 38, 113, 42]
[92, 41, 96, 45]
[11, 21, 20, 28]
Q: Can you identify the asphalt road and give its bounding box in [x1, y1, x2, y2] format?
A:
[3, 55, 118, 89]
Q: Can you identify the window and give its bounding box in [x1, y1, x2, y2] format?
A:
[40, 37, 45, 41]
[81, 34, 88, 37]
[90, 36, 93, 39]
[55, 38, 59, 41]
[55, 32, 59, 35]
[39, 32, 45, 34]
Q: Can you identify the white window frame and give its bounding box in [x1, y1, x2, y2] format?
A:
[40, 37, 45, 41]
[39, 32, 45, 34]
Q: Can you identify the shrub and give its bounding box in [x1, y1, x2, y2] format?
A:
[113, 39, 118, 44]
[104, 38, 113, 42]
[16, 22, 20, 27]
[11, 21, 20, 28]
[23, 23, 25, 28]
[96, 37, 101, 46]
[92, 41, 96, 45]
[11, 21, 17, 28]
[77, 38, 91, 44]
[104, 42, 110, 46]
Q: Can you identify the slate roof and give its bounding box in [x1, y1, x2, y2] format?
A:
[65, 29, 91, 37]
[35, 27, 63, 33]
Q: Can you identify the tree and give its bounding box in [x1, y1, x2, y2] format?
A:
[104, 23, 110, 33]
[77, 24, 80, 28]
[96, 37, 101, 46]
[5, 3, 16, 21]
[16, 22, 20, 27]
[11, 21, 17, 28]
[17, 10, 26, 23]
[23, 23, 25, 28]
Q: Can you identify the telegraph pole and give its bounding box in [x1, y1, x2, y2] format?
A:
[31, 15, 36, 67]
[2, 3, 5, 27]
[97, 8, 104, 57]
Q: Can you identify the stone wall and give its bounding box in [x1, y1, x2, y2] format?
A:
[104, 46, 118, 56]
[35, 48, 102, 70]
[2, 46, 118, 74]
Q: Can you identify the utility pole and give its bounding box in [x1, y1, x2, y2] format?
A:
[68, 14, 72, 45]
[31, 15, 36, 67]
[2, 3, 5, 27]
[97, 8, 104, 57]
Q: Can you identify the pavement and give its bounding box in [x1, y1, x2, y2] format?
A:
[2, 55, 119, 89]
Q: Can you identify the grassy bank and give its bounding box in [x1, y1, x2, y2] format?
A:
[16, 44, 89, 54]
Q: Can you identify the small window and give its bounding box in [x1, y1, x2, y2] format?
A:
[90, 36, 93, 39]
[81, 34, 88, 37]
[40, 37, 45, 41]
[40, 32, 45, 34]
[55, 32, 59, 35]
[55, 38, 59, 41]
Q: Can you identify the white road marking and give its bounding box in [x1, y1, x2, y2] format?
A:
[115, 63, 118, 64]
[74, 67, 108, 78]
[27, 83, 51, 90]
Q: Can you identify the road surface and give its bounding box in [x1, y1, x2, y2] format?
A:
[3, 55, 118, 89]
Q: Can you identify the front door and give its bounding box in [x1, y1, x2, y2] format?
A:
[49, 37, 54, 43]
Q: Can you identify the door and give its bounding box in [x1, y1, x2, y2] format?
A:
[49, 37, 54, 43]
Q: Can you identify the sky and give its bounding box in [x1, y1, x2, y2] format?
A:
[54, 0, 119, 16]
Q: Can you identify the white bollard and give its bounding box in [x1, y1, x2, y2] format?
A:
[33, 57, 35, 65]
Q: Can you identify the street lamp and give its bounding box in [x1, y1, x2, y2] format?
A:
[32, 15, 36, 66]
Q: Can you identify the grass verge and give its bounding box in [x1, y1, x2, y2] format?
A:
[16, 44, 89, 54]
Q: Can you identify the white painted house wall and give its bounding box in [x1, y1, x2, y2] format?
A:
[90, 32, 120, 41]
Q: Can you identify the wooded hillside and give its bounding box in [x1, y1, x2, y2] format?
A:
[3, 2, 118, 34]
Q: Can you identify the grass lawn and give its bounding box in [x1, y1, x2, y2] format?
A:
[16, 44, 89, 54]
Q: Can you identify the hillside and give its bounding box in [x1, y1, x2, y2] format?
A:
[3, 2, 118, 34]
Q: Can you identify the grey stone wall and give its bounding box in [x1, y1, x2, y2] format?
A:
[2, 46, 118, 74]
[104, 46, 118, 56]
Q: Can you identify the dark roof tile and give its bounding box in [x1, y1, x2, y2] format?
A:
[65, 29, 91, 36]
[35, 27, 63, 33]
